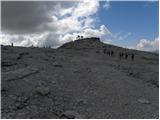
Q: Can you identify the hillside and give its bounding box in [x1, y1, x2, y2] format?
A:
[1, 37, 159, 118]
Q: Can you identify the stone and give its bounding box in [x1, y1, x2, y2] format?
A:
[53, 62, 63, 67]
[137, 98, 150, 104]
[76, 99, 87, 105]
[51, 81, 56, 84]
[61, 110, 83, 119]
[35, 86, 50, 96]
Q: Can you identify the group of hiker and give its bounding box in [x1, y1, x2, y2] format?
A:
[77, 35, 84, 40]
[10, 40, 135, 61]
[103, 48, 135, 61]
[119, 52, 135, 61]
[103, 49, 114, 57]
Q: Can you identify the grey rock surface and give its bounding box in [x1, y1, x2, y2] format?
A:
[1, 38, 159, 118]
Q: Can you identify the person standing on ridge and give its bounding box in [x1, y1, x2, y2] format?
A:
[131, 53, 135, 61]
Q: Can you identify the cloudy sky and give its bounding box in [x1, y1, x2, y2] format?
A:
[1, 1, 159, 51]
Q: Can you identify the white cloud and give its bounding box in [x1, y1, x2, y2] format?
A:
[54, 1, 100, 34]
[82, 17, 95, 29]
[82, 25, 111, 38]
[112, 32, 131, 40]
[103, 1, 110, 10]
[55, 16, 82, 34]
[59, 7, 74, 17]
[37, 33, 63, 48]
[1, 1, 112, 48]
[1, 24, 112, 48]
[73, 1, 99, 18]
[60, 25, 112, 45]
[136, 37, 159, 51]
[0, 33, 46, 47]
[60, 33, 78, 43]
[118, 32, 131, 40]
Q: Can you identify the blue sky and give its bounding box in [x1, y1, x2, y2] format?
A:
[98, 1, 158, 48]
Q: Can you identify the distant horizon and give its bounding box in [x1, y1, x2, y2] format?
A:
[1, 36, 159, 54]
[1, 1, 159, 52]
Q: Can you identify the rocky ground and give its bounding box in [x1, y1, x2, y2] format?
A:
[1, 38, 159, 118]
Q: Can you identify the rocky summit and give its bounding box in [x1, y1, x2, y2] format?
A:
[1, 37, 159, 118]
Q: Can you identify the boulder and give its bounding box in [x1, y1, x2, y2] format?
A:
[137, 98, 150, 104]
[53, 62, 63, 67]
[35, 86, 50, 96]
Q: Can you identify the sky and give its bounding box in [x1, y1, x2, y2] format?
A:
[1, 1, 159, 51]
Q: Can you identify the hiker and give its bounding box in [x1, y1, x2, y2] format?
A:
[11, 42, 13, 47]
[131, 53, 134, 61]
[125, 53, 128, 60]
[119, 52, 122, 59]
[107, 51, 110, 56]
[111, 50, 114, 56]
[121, 52, 124, 58]
[77, 35, 80, 40]
[103, 48, 107, 54]
[81, 36, 84, 39]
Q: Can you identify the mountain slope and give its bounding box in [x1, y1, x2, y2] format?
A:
[1, 38, 159, 118]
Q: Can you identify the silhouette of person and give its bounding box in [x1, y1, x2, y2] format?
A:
[131, 53, 134, 61]
[77, 35, 80, 40]
[111, 50, 114, 56]
[121, 53, 124, 58]
[103, 48, 107, 54]
[107, 51, 110, 56]
[119, 52, 122, 59]
[125, 53, 128, 60]
[11, 43, 13, 47]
